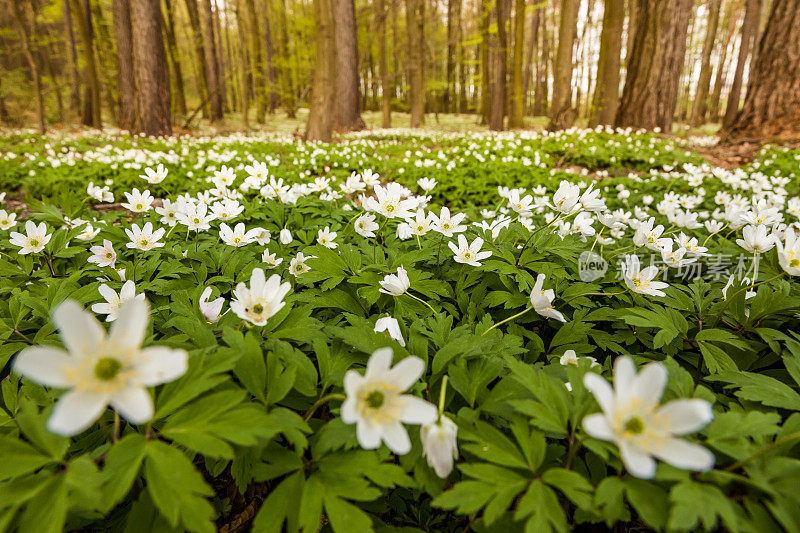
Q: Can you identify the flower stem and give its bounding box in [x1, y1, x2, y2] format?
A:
[437, 375, 448, 421]
[481, 306, 533, 336]
[303, 393, 346, 422]
[406, 292, 436, 313]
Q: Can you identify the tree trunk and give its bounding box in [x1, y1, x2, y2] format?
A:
[264, 7, 280, 113]
[522, 7, 540, 115]
[709, 0, 737, 121]
[508, 0, 526, 128]
[163, 0, 187, 116]
[306, 0, 337, 141]
[548, 0, 579, 130]
[234, 0, 250, 129]
[615, 0, 693, 132]
[479, 0, 491, 122]
[723, 0, 761, 128]
[445, 0, 461, 113]
[278, 0, 297, 117]
[334, 0, 365, 131]
[213, 2, 228, 112]
[63, 0, 81, 117]
[112, 0, 137, 130]
[589, 0, 624, 126]
[202, 0, 224, 120]
[724, 0, 800, 140]
[489, 0, 509, 130]
[130, 0, 172, 136]
[8, 0, 45, 134]
[533, 7, 549, 116]
[689, 0, 721, 125]
[183, 0, 210, 118]
[407, 0, 425, 127]
[71, 0, 102, 127]
[244, 0, 266, 122]
[376, 0, 392, 126]
[457, 2, 467, 113]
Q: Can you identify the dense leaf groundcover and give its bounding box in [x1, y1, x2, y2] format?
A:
[1, 129, 800, 532]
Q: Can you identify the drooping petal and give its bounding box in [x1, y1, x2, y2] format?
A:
[110, 386, 154, 424]
[381, 422, 412, 454]
[47, 390, 109, 436]
[52, 300, 105, 356]
[618, 440, 657, 479]
[365, 347, 394, 380]
[657, 399, 714, 435]
[109, 299, 149, 350]
[14, 346, 74, 387]
[651, 438, 715, 472]
[399, 395, 438, 424]
[388, 356, 425, 390]
[583, 372, 615, 415]
[356, 420, 382, 449]
[137, 347, 188, 386]
[582, 413, 614, 441]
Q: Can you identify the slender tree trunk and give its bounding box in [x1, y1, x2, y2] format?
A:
[723, 0, 761, 128]
[376, 0, 392, 126]
[725, 0, 800, 139]
[407, 0, 425, 127]
[548, 0, 578, 129]
[508, 0, 526, 127]
[445, 0, 460, 113]
[130, 0, 172, 135]
[710, 0, 737, 120]
[690, 0, 722, 125]
[589, 0, 624, 126]
[533, 7, 549, 116]
[522, 7, 540, 115]
[202, 0, 224, 120]
[213, 2, 227, 111]
[184, 0, 210, 118]
[264, 7, 279, 113]
[234, 0, 250, 129]
[278, 0, 296, 117]
[457, 2, 467, 113]
[306, 0, 337, 140]
[479, 0, 491, 123]
[91, 3, 120, 123]
[334, 0, 365, 131]
[625, 0, 637, 67]
[71, 0, 101, 127]
[63, 0, 81, 116]
[112, 0, 137, 130]
[163, 0, 187, 115]
[489, 0, 509, 130]
[615, 0, 693, 132]
[8, 0, 45, 134]
[244, 0, 266, 121]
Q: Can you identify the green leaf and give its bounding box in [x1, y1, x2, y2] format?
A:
[0, 435, 54, 481]
[323, 493, 374, 533]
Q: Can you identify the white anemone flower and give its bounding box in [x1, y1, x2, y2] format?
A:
[317, 226, 338, 249]
[341, 348, 437, 454]
[379, 266, 410, 296]
[121, 188, 154, 213]
[374, 316, 405, 347]
[364, 183, 415, 219]
[87, 239, 117, 268]
[583, 356, 715, 479]
[621, 254, 669, 297]
[219, 223, 260, 247]
[289, 252, 314, 276]
[262, 250, 284, 268]
[279, 228, 293, 244]
[421, 416, 459, 477]
[448, 235, 492, 267]
[92, 280, 145, 322]
[354, 213, 379, 238]
[417, 177, 437, 192]
[230, 268, 291, 326]
[14, 299, 187, 436]
[9, 220, 52, 254]
[530, 273, 566, 322]
[777, 228, 800, 276]
[736, 224, 777, 254]
[430, 207, 467, 237]
[0, 209, 18, 230]
[124, 222, 165, 251]
[140, 164, 168, 184]
[199, 286, 225, 323]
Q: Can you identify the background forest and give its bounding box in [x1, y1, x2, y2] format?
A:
[0, 0, 797, 141]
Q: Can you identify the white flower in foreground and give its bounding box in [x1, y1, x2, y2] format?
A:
[279, 228, 293, 244]
[262, 250, 284, 268]
[230, 268, 290, 326]
[199, 286, 225, 322]
[407, 209, 434, 236]
[317, 226, 338, 249]
[582, 355, 715, 479]
[125, 222, 165, 251]
[219, 223, 260, 247]
[354, 213, 379, 238]
[374, 316, 405, 347]
[421, 416, 458, 477]
[289, 252, 314, 277]
[155, 198, 183, 226]
[14, 299, 187, 436]
[448, 235, 492, 267]
[430, 207, 467, 237]
[364, 183, 416, 219]
[140, 164, 168, 184]
[552, 181, 582, 214]
[341, 348, 437, 454]
[379, 266, 410, 296]
[530, 273, 566, 322]
[176, 202, 215, 232]
[417, 177, 437, 192]
[10, 221, 52, 254]
[0, 209, 17, 230]
[121, 188, 154, 213]
[621, 254, 669, 297]
[88, 239, 117, 268]
[92, 280, 145, 322]
[736, 224, 777, 254]
[777, 228, 800, 276]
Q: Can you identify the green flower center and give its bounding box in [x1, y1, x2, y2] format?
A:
[94, 357, 122, 381]
[365, 390, 384, 409]
[29, 239, 39, 247]
[624, 417, 645, 434]
[253, 304, 264, 314]
[790, 259, 800, 268]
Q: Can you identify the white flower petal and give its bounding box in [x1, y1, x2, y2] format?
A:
[53, 300, 105, 356]
[381, 422, 412, 454]
[110, 387, 154, 424]
[388, 356, 425, 390]
[658, 399, 714, 435]
[137, 347, 188, 386]
[356, 420, 382, 449]
[14, 346, 74, 387]
[109, 299, 149, 350]
[582, 413, 614, 441]
[47, 390, 109, 436]
[365, 347, 394, 380]
[583, 372, 615, 415]
[630, 362, 667, 408]
[618, 440, 657, 479]
[399, 395, 438, 424]
[651, 438, 715, 472]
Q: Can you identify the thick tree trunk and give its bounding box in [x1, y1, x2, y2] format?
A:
[130, 0, 172, 136]
[615, 0, 693, 132]
[589, 0, 624, 126]
[213, 2, 227, 111]
[479, 0, 491, 123]
[457, 2, 467, 113]
[522, 7, 540, 115]
[489, 0, 509, 130]
[163, 0, 187, 116]
[334, 0, 365, 131]
[508, 0, 526, 128]
[548, 0, 579, 130]
[8, 0, 45, 134]
[234, 0, 250, 129]
[690, 0, 722, 125]
[376, 0, 392, 127]
[264, 9, 279, 113]
[445, 0, 461, 113]
[202, 0, 224, 120]
[183, 0, 210, 118]
[725, 0, 800, 140]
[709, 0, 737, 120]
[112, 0, 137, 130]
[533, 8, 548, 116]
[63, 0, 81, 116]
[245, 0, 266, 122]
[723, 0, 761, 128]
[278, 0, 297, 117]
[305, 0, 337, 141]
[407, 0, 425, 127]
[72, 0, 102, 127]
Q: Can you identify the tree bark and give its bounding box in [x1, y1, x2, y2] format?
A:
[724, 0, 800, 140]
[71, 0, 102, 128]
[479, 0, 491, 123]
[522, 7, 540, 115]
[689, 0, 722, 125]
[245, 0, 266, 122]
[376, 0, 392, 126]
[163, 0, 187, 115]
[615, 0, 693, 132]
[234, 0, 250, 129]
[334, 0, 365, 131]
[548, 0, 579, 130]
[183, 0, 211, 118]
[445, 0, 461, 113]
[407, 0, 425, 127]
[508, 0, 526, 128]
[533, 6, 549, 116]
[709, 0, 737, 120]
[589, 0, 624, 126]
[278, 0, 297, 117]
[723, 0, 761, 128]
[306, 0, 337, 141]
[264, 7, 280, 113]
[130, 0, 172, 136]
[489, 0, 509, 130]
[112, 0, 137, 130]
[8, 0, 45, 134]
[63, 0, 81, 116]
[202, 0, 224, 120]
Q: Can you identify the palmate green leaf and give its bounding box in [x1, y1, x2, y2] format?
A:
[0, 434, 55, 481]
[624, 479, 669, 530]
[16, 402, 69, 460]
[101, 434, 147, 510]
[16, 474, 68, 533]
[144, 440, 215, 533]
[708, 371, 800, 410]
[668, 481, 741, 531]
[541, 468, 593, 510]
[154, 348, 235, 419]
[251, 471, 305, 533]
[698, 341, 738, 374]
[323, 493, 375, 533]
[594, 477, 630, 527]
[514, 479, 568, 533]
